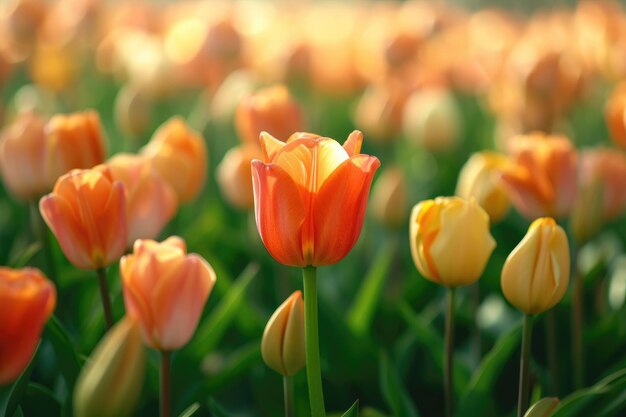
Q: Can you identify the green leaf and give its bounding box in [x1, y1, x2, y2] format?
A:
[379, 353, 419, 417]
[347, 240, 396, 336]
[178, 402, 202, 417]
[340, 400, 359, 417]
[0, 343, 39, 417]
[457, 322, 522, 417]
[361, 408, 390, 417]
[204, 342, 261, 392]
[206, 398, 231, 417]
[20, 383, 61, 417]
[8, 241, 41, 268]
[189, 262, 259, 356]
[524, 397, 560, 417]
[44, 316, 81, 391]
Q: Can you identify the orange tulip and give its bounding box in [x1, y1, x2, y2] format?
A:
[0, 267, 56, 385]
[106, 153, 178, 246]
[500, 133, 577, 219]
[39, 167, 128, 270]
[235, 84, 304, 144]
[252, 130, 380, 267]
[44, 110, 106, 187]
[141, 117, 207, 202]
[606, 83, 626, 148]
[120, 237, 216, 351]
[217, 143, 262, 210]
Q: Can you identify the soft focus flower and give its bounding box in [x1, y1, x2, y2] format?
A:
[44, 110, 106, 187]
[252, 130, 380, 267]
[0, 111, 48, 199]
[106, 153, 178, 245]
[353, 82, 409, 143]
[606, 83, 626, 148]
[217, 143, 262, 210]
[114, 84, 152, 139]
[261, 291, 305, 377]
[410, 197, 496, 287]
[73, 317, 145, 417]
[370, 166, 408, 229]
[456, 151, 511, 223]
[0, 267, 56, 385]
[235, 84, 304, 144]
[141, 117, 207, 203]
[501, 217, 570, 315]
[500, 132, 577, 219]
[120, 237, 217, 351]
[39, 167, 127, 270]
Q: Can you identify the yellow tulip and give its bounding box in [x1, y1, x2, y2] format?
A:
[501, 218, 570, 315]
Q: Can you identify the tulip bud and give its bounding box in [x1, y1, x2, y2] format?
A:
[370, 166, 408, 229]
[216, 143, 262, 210]
[74, 317, 145, 417]
[261, 291, 305, 377]
[410, 197, 496, 287]
[501, 218, 570, 315]
[456, 151, 511, 224]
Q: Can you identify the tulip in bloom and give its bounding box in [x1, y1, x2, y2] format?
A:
[370, 166, 408, 229]
[217, 143, 262, 210]
[456, 151, 511, 223]
[120, 236, 216, 351]
[262, 291, 305, 377]
[501, 218, 570, 315]
[252, 130, 380, 267]
[141, 117, 207, 202]
[39, 167, 127, 270]
[74, 317, 145, 417]
[106, 153, 178, 245]
[410, 197, 496, 287]
[0, 267, 56, 385]
[500, 133, 577, 219]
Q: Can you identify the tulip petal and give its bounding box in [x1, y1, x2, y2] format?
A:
[282, 293, 305, 376]
[342, 130, 363, 156]
[260, 132, 286, 162]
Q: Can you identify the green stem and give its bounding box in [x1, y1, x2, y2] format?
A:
[572, 266, 584, 389]
[518, 315, 533, 417]
[545, 310, 560, 395]
[303, 266, 326, 417]
[29, 201, 57, 281]
[470, 283, 481, 368]
[161, 351, 171, 417]
[96, 267, 114, 330]
[283, 375, 294, 417]
[444, 287, 456, 417]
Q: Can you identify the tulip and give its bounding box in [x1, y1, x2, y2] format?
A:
[252, 130, 380, 267]
[39, 167, 127, 270]
[262, 291, 306, 377]
[0, 267, 56, 385]
[141, 117, 207, 202]
[114, 84, 152, 139]
[74, 317, 145, 417]
[216, 143, 262, 210]
[410, 197, 496, 288]
[106, 153, 178, 245]
[606, 83, 626, 148]
[235, 84, 304, 144]
[120, 236, 216, 351]
[456, 151, 511, 223]
[370, 166, 408, 229]
[500, 132, 577, 219]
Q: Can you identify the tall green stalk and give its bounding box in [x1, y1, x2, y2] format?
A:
[283, 375, 294, 417]
[518, 315, 533, 417]
[96, 267, 114, 330]
[444, 287, 456, 417]
[161, 351, 171, 417]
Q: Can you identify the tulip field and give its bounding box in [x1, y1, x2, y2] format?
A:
[4, 1, 626, 417]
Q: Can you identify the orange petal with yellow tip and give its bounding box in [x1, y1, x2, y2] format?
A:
[342, 130, 363, 156]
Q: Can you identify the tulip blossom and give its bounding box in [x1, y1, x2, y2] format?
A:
[252, 130, 380, 267]
[501, 217, 570, 315]
[217, 143, 262, 210]
[106, 153, 178, 245]
[141, 117, 207, 202]
[120, 237, 216, 351]
[500, 133, 577, 219]
[606, 83, 626, 148]
[0, 267, 56, 385]
[262, 291, 306, 377]
[39, 167, 127, 270]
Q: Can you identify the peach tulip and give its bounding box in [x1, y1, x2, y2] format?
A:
[39, 167, 127, 270]
[252, 130, 380, 267]
[106, 153, 178, 245]
[141, 117, 207, 202]
[217, 143, 262, 210]
[120, 237, 216, 351]
[0, 267, 56, 385]
[500, 133, 577, 219]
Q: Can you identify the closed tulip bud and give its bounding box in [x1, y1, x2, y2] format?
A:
[141, 117, 207, 202]
[410, 197, 496, 287]
[235, 84, 304, 143]
[501, 218, 570, 315]
[74, 317, 145, 417]
[261, 291, 305, 377]
[0, 111, 49, 199]
[217, 143, 262, 209]
[106, 153, 178, 245]
[0, 267, 56, 385]
[44, 110, 106, 187]
[456, 151, 511, 223]
[39, 167, 128, 270]
[120, 237, 216, 351]
[370, 166, 408, 229]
